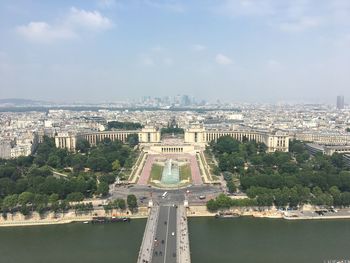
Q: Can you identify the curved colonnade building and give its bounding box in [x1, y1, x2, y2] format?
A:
[55, 125, 289, 153]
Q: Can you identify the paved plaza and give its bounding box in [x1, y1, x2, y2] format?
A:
[137, 154, 203, 187]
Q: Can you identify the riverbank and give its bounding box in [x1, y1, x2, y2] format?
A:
[2, 205, 350, 227]
[0, 207, 149, 228]
[186, 205, 350, 221]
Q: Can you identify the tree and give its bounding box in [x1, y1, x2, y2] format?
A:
[71, 154, 87, 172]
[112, 160, 121, 171]
[66, 192, 84, 202]
[47, 154, 61, 168]
[126, 134, 139, 147]
[87, 157, 111, 172]
[18, 192, 34, 206]
[329, 186, 342, 206]
[214, 136, 240, 154]
[48, 193, 59, 204]
[76, 139, 90, 153]
[116, 198, 126, 210]
[227, 181, 237, 193]
[127, 194, 138, 211]
[207, 199, 219, 212]
[2, 194, 18, 213]
[97, 182, 109, 197]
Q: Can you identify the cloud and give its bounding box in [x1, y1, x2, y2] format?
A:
[217, 0, 275, 17]
[67, 7, 113, 30]
[216, 0, 348, 33]
[16, 7, 112, 43]
[97, 0, 117, 9]
[278, 16, 321, 32]
[215, 53, 233, 65]
[163, 57, 174, 66]
[140, 55, 155, 66]
[16, 22, 76, 43]
[192, 44, 207, 51]
[143, 0, 186, 13]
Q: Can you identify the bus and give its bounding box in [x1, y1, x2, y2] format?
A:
[162, 192, 168, 199]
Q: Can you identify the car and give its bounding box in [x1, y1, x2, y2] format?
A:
[171, 232, 175, 236]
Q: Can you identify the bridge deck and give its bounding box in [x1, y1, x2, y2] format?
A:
[137, 206, 159, 263]
[177, 205, 191, 263]
[137, 204, 191, 263]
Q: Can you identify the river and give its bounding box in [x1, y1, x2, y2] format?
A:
[0, 217, 350, 263]
[189, 217, 350, 263]
[0, 220, 146, 263]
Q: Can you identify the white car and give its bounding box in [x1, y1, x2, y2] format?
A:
[171, 232, 175, 236]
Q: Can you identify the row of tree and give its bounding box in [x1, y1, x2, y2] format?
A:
[107, 121, 143, 130]
[0, 134, 138, 215]
[209, 136, 350, 208]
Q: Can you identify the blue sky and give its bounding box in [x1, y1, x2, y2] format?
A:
[0, 0, 350, 103]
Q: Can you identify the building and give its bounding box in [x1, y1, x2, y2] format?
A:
[305, 143, 350, 156]
[294, 132, 350, 146]
[184, 125, 289, 152]
[337, 95, 345, 110]
[55, 124, 290, 153]
[55, 126, 161, 151]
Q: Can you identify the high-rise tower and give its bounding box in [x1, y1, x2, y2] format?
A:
[337, 95, 345, 109]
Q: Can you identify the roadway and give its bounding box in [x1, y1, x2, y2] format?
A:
[108, 184, 223, 207]
[151, 205, 177, 263]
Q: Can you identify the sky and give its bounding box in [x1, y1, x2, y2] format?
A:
[0, 0, 350, 104]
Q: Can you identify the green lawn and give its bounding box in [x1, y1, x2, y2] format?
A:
[150, 164, 163, 181]
[180, 164, 192, 181]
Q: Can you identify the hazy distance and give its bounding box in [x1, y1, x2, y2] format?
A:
[0, 0, 350, 104]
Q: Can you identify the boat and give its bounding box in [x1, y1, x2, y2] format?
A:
[91, 216, 131, 224]
[215, 212, 240, 218]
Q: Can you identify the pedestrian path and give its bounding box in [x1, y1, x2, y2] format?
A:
[137, 204, 191, 263]
[177, 205, 191, 263]
[137, 206, 160, 263]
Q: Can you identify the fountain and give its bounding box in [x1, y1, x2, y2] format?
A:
[161, 159, 180, 185]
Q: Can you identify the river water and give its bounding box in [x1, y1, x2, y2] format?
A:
[0, 217, 350, 263]
[189, 217, 350, 263]
[0, 220, 146, 263]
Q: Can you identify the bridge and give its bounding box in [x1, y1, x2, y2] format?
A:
[137, 204, 191, 263]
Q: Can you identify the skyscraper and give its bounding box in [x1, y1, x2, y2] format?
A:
[337, 95, 345, 109]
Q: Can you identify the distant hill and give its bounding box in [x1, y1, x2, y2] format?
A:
[0, 98, 48, 106]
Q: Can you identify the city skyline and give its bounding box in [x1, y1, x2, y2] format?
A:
[1, 0, 350, 103]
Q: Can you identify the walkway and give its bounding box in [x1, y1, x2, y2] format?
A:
[177, 205, 191, 263]
[137, 206, 160, 263]
[138, 154, 203, 186]
[137, 204, 191, 263]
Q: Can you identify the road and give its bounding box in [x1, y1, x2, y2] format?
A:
[109, 184, 223, 206]
[152, 205, 177, 263]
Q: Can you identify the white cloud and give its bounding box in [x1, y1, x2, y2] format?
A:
[192, 44, 207, 51]
[216, 0, 348, 33]
[140, 55, 155, 66]
[67, 7, 113, 30]
[163, 57, 174, 66]
[215, 53, 233, 65]
[151, 45, 166, 52]
[143, 0, 186, 13]
[16, 7, 112, 43]
[97, 0, 116, 9]
[217, 0, 275, 17]
[16, 22, 76, 43]
[278, 16, 321, 32]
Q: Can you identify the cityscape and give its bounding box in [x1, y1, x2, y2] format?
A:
[1, 1, 350, 263]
